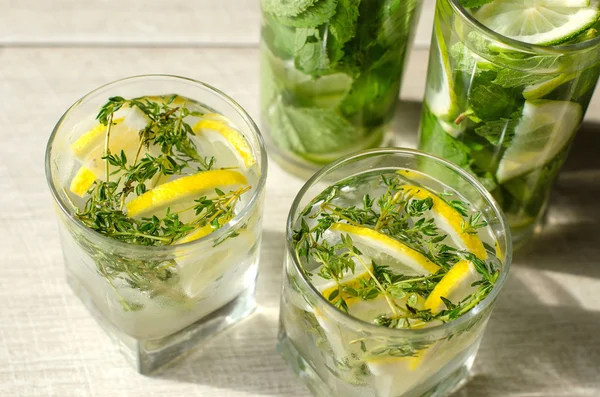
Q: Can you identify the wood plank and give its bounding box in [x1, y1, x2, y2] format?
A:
[1, 46, 600, 397]
[0, 0, 435, 48]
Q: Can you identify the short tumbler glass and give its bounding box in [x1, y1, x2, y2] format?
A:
[278, 148, 511, 397]
[45, 75, 267, 374]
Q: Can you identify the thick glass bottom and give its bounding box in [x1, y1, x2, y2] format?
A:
[67, 270, 257, 374]
[277, 331, 475, 397]
[263, 123, 388, 179]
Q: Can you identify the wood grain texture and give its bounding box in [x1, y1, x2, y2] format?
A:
[0, 0, 435, 48]
[0, 14, 599, 397]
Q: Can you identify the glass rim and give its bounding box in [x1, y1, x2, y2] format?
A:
[449, 0, 600, 54]
[285, 147, 513, 336]
[45, 74, 268, 253]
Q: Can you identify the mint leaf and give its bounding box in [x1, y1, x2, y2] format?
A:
[474, 110, 521, 147]
[571, 65, 600, 101]
[274, 0, 338, 28]
[459, 0, 494, 8]
[262, 14, 296, 58]
[468, 82, 522, 121]
[340, 58, 401, 127]
[492, 69, 559, 88]
[283, 106, 360, 153]
[376, 0, 420, 45]
[450, 42, 478, 73]
[420, 105, 471, 168]
[329, 0, 360, 45]
[265, 99, 307, 153]
[294, 27, 330, 74]
[262, 0, 318, 17]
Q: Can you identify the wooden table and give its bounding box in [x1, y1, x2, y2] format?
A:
[1, 1, 599, 396]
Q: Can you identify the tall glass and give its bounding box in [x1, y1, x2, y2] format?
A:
[278, 148, 512, 397]
[45, 75, 267, 374]
[418, 0, 600, 246]
[260, 0, 422, 175]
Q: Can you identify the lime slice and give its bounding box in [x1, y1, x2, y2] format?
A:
[474, 0, 600, 45]
[328, 223, 440, 276]
[523, 72, 578, 100]
[424, 260, 480, 313]
[192, 119, 256, 170]
[496, 100, 581, 183]
[426, 17, 464, 138]
[402, 185, 488, 260]
[297, 127, 383, 165]
[125, 169, 248, 218]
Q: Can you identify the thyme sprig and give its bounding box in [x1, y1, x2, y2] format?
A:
[292, 173, 497, 329]
[67, 95, 250, 309]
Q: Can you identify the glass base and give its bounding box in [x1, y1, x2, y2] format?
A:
[262, 122, 388, 180]
[278, 332, 474, 397]
[67, 271, 257, 374]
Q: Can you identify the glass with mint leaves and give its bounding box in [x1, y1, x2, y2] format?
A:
[279, 148, 511, 397]
[260, 0, 422, 174]
[45, 75, 267, 374]
[419, 0, 600, 246]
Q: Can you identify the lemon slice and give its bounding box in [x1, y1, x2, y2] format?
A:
[311, 255, 373, 303]
[328, 223, 440, 276]
[192, 119, 255, 170]
[496, 100, 582, 183]
[176, 230, 254, 298]
[69, 109, 150, 196]
[424, 260, 480, 314]
[69, 167, 98, 197]
[474, 0, 600, 45]
[126, 169, 248, 218]
[366, 356, 425, 397]
[402, 185, 488, 260]
[71, 117, 125, 158]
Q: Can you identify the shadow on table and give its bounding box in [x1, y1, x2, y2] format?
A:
[516, 120, 600, 277]
[157, 230, 310, 396]
[391, 99, 422, 148]
[452, 271, 600, 396]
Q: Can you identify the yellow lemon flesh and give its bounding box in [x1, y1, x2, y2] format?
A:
[424, 260, 480, 314]
[126, 169, 248, 218]
[193, 119, 255, 170]
[69, 109, 150, 196]
[328, 223, 440, 276]
[311, 255, 373, 304]
[403, 184, 488, 260]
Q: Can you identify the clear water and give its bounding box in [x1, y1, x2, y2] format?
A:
[56, 95, 263, 342]
[279, 168, 502, 397]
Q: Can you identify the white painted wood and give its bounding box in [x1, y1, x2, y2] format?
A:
[1, 40, 600, 397]
[0, 0, 436, 48]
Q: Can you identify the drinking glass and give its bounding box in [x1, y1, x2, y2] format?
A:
[418, 0, 600, 246]
[45, 75, 267, 373]
[260, 0, 423, 176]
[278, 148, 511, 397]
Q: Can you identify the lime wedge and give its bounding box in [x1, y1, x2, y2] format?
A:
[496, 100, 581, 183]
[474, 0, 600, 45]
[425, 17, 464, 138]
[523, 73, 578, 99]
